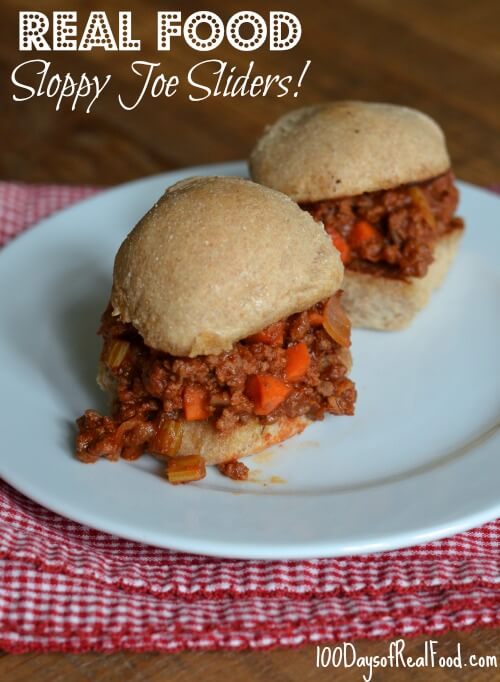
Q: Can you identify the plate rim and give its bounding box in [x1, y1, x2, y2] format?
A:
[0, 161, 499, 559]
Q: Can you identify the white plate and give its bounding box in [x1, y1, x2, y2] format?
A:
[0, 161, 499, 559]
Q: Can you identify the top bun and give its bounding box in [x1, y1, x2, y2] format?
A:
[250, 101, 451, 202]
[111, 176, 342, 357]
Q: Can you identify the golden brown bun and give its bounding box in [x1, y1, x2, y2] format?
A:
[111, 176, 342, 357]
[250, 102, 450, 202]
[342, 229, 463, 330]
[97, 348, 352, 465]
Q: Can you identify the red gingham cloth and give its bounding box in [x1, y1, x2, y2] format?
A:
[0, 181, 499, 653]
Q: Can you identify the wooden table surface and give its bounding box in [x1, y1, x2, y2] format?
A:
[1, 0, 499, 679]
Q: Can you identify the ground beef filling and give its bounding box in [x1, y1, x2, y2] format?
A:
[218, 461, 250, 481]
[301, 170, 464, 279]
[76, 297, 356, 464]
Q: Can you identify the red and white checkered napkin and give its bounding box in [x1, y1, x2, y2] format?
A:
[0, 182, 499, 653]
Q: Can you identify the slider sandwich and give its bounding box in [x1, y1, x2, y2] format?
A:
[76, 177, 356, 483]
[250, 101, 465, 329]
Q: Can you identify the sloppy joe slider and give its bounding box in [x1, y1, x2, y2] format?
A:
[250, 101, 465, 330]
[76, 176, 356, 483]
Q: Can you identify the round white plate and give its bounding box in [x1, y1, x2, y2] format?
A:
[0, 161, 499, 559]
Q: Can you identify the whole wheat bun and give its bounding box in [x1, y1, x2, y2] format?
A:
[157, 417, 311, 465]
[111, 176, 342, 357]
[249, 101, 451, 202]
[342, 229, 463, 330]
[98, 348, 352, 464]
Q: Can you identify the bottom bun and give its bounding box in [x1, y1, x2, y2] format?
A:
[342, 228, 463, 331]
[155, 415, 311, 466]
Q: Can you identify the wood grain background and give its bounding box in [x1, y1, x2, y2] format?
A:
[1, 0, 499, 678]
[1, 0, 500, 186]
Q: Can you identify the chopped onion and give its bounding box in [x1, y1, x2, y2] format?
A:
[323, 295, 351, 348]
[115, 418, 144, 441]
[153, 418, 183, 456]
[409, 187, 436, 229]
[166, 455, 206, 484]
[106, 340, 130, 369]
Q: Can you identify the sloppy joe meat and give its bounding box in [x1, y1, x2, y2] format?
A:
[218, 460, 250, 481]
[301, 170, 463, 279]
[76, 296, 356, 464]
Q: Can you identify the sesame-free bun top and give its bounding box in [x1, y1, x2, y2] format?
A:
[250, 101, 451, 202]
[111, 176, 342, 357]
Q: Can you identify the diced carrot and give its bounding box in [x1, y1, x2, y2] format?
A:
[183, 385, 210, 421]
[247, 320, 285, 346]
[330, 231, 351, 264]
[245, 375, 291, 416]
[285, 343, 311, 381]
[166, 455, 206, 484]
[308, 311, 324, 327]
[348, 220, 381, 249]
